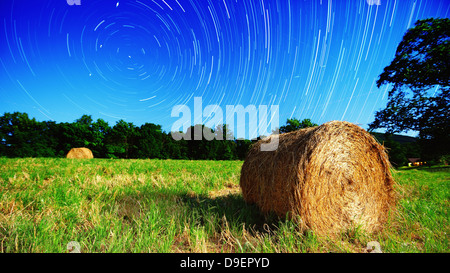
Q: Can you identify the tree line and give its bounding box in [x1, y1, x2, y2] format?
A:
[0, 112, 428, 167]
[0, 112, 327, 161]
[0, 111, 257, 160]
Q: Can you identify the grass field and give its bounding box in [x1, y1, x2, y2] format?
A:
[0, 157, 448, 253]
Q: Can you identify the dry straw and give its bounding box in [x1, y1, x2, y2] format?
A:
[240, 121, 396, 236]
[66, 147, 94, 159]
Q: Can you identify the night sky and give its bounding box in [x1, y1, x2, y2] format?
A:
[1, 0, 449, 137]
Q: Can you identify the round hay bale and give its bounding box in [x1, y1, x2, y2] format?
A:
[240, 121, 396, 235]
[66, 147, 94, 159]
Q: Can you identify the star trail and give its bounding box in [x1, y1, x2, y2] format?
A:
[0, 0, 449, 135]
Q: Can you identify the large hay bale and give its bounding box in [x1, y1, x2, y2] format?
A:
[240, 121, 396, 235]
[66, 147, 94, 159]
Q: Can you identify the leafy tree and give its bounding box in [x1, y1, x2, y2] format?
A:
[75, 115, 93, 127]
[183, 124, 237, 160]
[0, 112, 60, 157]
[91, 118, 110, 157]
[279, 118, 318, 133]
[163, 132, 188, 159]
[56, 122, 76, 155]
[106, 120, 138, 159]
[35, 120, 59, 157]
[213, 124, 236, 160]
[58, 115, 93, 152]
[57, 115, 102, 156]
[0, 112, 37, 157]
[235, 139, 253, 160]
[184, 124, 213, 159]
[214, 124, 234, 141]
[383, 134, 407, 167]
[137, 123, 164, 159]
[369, 18, 450, 160]
[74, 114, 94, 147]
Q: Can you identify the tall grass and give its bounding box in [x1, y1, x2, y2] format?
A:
[0, 158, 448, 253]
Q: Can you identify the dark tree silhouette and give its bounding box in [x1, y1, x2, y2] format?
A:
[370, 18, 449, 160]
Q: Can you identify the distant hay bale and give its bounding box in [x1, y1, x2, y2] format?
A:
[240, 121, 396, 236]
[66, 147, 94, 159]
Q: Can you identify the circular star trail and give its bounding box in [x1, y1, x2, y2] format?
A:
[0, 0, 449, 133]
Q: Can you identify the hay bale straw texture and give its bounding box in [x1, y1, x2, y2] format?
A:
[240, 121, 396, 235]
[66, 147, 94, 159]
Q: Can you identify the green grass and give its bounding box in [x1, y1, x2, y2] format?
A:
[0, 158, 448, 253]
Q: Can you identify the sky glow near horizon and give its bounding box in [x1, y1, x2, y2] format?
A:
[0, 0, 448, 137]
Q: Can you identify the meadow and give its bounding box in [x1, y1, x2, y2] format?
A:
[0, 157, 448, 253]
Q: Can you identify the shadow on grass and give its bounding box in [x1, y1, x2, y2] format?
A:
[114, 188, 282, 236]
[179, 192, 281, 234]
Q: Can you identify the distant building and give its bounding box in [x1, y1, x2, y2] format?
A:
[407, 158, 425, 167]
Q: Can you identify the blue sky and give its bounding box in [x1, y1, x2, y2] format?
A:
[0, 0, 448, 137]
